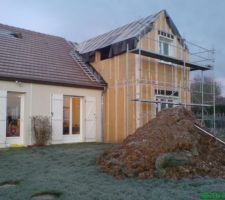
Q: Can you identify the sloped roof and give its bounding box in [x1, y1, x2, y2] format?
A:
[0, 23, 106, 89]
[77, 10, 181, 56]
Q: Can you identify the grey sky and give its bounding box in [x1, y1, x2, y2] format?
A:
[1, 0, 225, 80]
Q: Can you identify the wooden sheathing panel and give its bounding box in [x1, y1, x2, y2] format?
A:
[165, 64, 173, 87]
[127, 55, 137, 136]
[90, 11, 191, 143]
[92, 52, 137, 143]
[115, 55, 123, 142]
[138, 29, 156, 126]
[117, 86, 125, 141]
[140, 57, 153, 124]
[105, 87, 110, 142]
[149, 59, 156, 80]
[136, 10, 191, 127]
[108, 87, 116, 142]
[140, 56, 147, 125]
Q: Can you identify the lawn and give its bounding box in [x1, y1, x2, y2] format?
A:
[0, 143, 225, 200]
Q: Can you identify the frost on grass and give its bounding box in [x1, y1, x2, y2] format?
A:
[1, 143, 225, 200]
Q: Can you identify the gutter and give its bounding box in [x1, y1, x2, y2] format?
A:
[0, 76, 105, 90]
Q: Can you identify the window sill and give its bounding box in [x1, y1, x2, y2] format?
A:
[158, 60, 173, 66]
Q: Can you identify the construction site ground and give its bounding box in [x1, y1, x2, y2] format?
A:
[97, 107, 225, 179]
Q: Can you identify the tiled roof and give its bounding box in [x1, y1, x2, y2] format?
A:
[0, 23, 106, 89]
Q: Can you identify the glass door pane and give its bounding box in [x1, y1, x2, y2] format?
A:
[163, 42, 169, 56]
[6, 93, 21, 137]
[168, 99, 173, 108]
[161, 99, 166, 110]
[72, 97, 80, 135]
[63, 96, 70, 135]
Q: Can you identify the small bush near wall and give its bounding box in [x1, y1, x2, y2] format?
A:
[31, 116, 52, 146]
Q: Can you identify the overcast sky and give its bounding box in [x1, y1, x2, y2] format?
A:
[1, 0, 225, 82]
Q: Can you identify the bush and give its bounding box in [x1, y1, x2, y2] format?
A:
[31, 116, 52, 146]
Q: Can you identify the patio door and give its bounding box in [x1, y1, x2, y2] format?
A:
[156, 96, 179, 113]
[0, 91, 7, 147]
[6, 92, 24, 145]
[63, 96, 83, 143]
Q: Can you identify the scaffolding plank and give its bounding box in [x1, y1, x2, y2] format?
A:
[130, 49, 212, 71]
[131, 98, 212, 107]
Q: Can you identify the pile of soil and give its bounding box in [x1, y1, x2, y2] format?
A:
[97, 107, 225, 179]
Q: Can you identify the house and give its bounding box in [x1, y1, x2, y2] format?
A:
[0, 23, 106, 147]
[0, 10, 213, 147]
[77, 10, 212, 143]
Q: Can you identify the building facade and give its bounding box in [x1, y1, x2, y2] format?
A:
[77, 10, 210, 143]
[0, 23, 106, 147]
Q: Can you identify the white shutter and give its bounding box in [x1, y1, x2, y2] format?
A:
[85, 97, 97, 142]
[0, 91, 7, 146]
[51, 94, 63, 144]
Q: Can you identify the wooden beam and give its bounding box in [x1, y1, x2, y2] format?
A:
[130, 49, 212, 71]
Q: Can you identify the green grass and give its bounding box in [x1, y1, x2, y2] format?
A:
[0, 143, 225, 200]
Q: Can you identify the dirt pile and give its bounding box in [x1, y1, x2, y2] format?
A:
[97, 107, 225, 179]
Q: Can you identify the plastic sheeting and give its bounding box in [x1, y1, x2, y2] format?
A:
[77, 10, 183, 62]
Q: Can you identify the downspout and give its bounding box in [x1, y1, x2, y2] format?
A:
[29, 83, 33, 145]
[101, 86, 107, 142]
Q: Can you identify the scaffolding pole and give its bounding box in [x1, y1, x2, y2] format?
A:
[124, 32, 215, 130]
[213, 66, 216, 131]
[201, 70, 204, 125]
[126, 44, 129, 137]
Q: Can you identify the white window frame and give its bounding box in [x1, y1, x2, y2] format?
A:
[159, 36, 174, 57]
[6, 92, 24, 146]
[155, 95, 180, 114]
[63, 96, 82, 136]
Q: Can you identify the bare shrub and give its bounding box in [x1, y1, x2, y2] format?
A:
[32, 116, 52, 146]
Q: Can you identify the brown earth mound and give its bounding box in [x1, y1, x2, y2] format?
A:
[97, 107, 225, 179]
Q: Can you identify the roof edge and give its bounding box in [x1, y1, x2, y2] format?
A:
[0, 76, 106, 90]
[77, 10, 185, 61]
[67, 41, 107, 85]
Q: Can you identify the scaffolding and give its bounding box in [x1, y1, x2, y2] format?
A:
[122, 31, 215, 134]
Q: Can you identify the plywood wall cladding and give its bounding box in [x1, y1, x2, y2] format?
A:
[92, 11, 190, 143]
[92, 52, 137, 143]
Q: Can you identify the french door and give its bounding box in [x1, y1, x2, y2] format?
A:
[6, 92, 24, 144]
[63, 96, 81, 136]
[155, 96, 179, 113]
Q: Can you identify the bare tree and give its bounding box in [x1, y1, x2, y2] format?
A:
[191, 76, 221, 115]
[191, 76, 221, 104]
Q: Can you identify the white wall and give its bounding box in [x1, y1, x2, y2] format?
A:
[0, 80, 103, 146]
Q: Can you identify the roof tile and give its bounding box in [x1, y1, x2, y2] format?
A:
[0, 23, 106, 89]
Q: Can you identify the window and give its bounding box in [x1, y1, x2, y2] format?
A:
[159, 36, 173, 56]
[63, 96, 81, 135]
[158, 30, 174, 39]
[155, 90, 179, 113]
[100, 46, 110, 60]
[155, 89, 179, 97]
